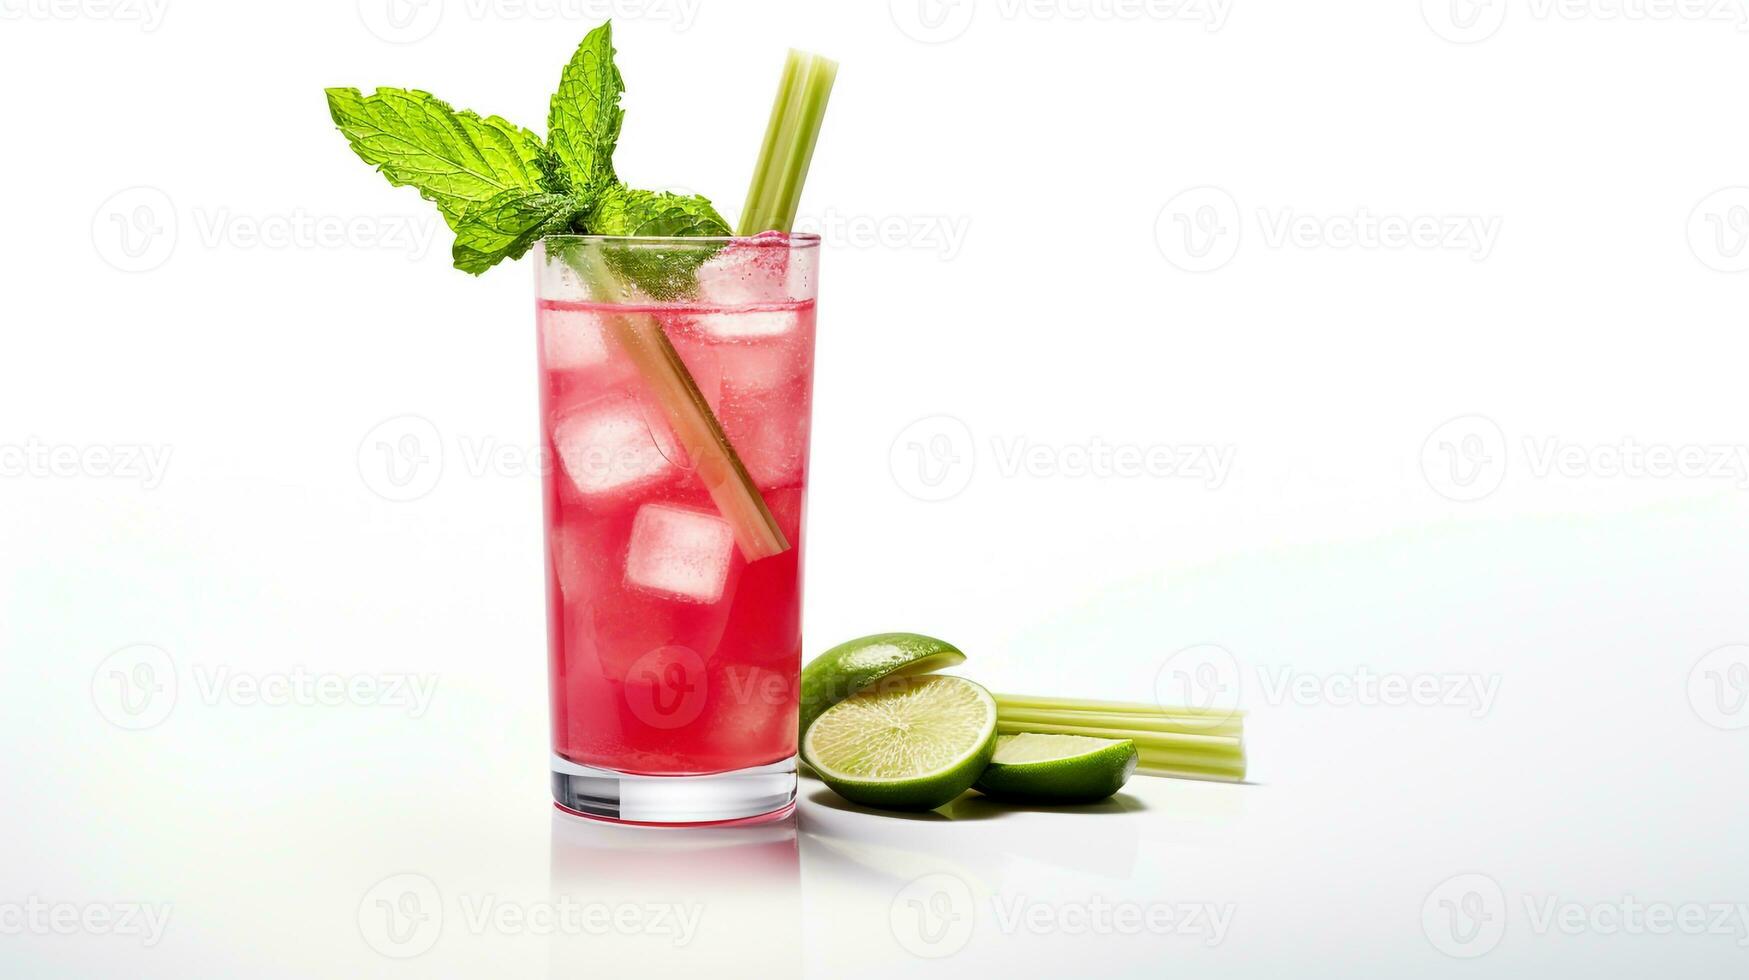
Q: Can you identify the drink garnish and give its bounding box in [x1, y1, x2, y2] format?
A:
[325, 21, 834, 560]
[739, 50, 839, 236]
[325, 21, 730, 278]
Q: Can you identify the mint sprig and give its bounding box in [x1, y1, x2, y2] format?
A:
[325, 20, 727, 280]
[546, 22, 624, 198]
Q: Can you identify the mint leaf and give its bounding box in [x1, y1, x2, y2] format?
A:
[546, 22, 624, 197]
[587, 185, 731, 238]
[451, 191, 584, 275]
[325, 87, 546, 229]
[585, 185, 730, 299]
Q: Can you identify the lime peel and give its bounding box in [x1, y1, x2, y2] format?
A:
[799, 632, 966, 737]
[972, 732, 1140, 804]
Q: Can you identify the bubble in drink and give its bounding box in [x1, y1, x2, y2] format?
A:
[623, 503, 737, 604]
[553, 394, 674, 498]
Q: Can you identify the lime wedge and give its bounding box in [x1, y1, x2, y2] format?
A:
[972, 733, 1139, 804]
[799, 632, 966, 738]
[802, 674, 997, 811]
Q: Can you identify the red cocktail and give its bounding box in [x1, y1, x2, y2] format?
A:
[538, 233, 818, 823]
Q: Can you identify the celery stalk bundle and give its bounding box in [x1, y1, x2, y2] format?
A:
[995, 694, 1246, 782]
[739, 51, 838, 236]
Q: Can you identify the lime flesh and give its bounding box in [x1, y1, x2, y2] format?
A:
[972, 733, 1139, 803]
[798, 632, 966, 738]
[802, 674, 997, 811]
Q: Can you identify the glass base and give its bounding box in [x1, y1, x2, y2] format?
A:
[551, 754, 797, 825]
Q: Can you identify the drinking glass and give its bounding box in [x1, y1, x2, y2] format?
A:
[535, 233, 819, 824]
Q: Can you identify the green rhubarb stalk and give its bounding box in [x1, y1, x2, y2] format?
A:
[994, 694, 1247, 781]
[738, 50, 838, 235]
[995, 693, 1245, 718]
[610, 315, 787, 559]
[561, 246, 786, 559]
[996, 695, 1243, 732]
[997, 707, 1244, 739]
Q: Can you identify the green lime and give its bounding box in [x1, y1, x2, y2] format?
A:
[799, 632, 966, 738]
[972, 733, 1138, 804]
[802, 674, 997, 812]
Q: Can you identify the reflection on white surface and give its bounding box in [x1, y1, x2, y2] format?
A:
[547, 809, 802, 979]
[802, 781, 1145, 881]
[796, 775, 1248, 978]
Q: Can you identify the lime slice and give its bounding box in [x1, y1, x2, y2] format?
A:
[972, 733, 1139, 804]
[802, 674, 997, 811]
[799, 633, 966, 738]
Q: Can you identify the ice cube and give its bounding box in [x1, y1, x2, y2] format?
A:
[623, 503, 736, 604]
[626, 351, 727, 475]
[663, 327, 727, 412]
[704, 664, 798, 758]
[692, 239, 792, 308]
[671, 304, 810, 398]
[721, 387, 811, 489]
[549, 523, 590, 601]
[688, 237, 801, 340]
[553, 395, 673, 498]
[670, 332, 806, 404]
[690, 310, 798, 341]
[541, 307, 610, 370]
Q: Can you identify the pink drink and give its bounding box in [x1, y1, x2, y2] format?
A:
[537, 234, 818, 823]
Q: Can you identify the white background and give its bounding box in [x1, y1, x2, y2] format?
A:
[4, 0, 1749, 976]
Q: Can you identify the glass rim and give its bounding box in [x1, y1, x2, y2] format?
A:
[540, 232, 820, 249]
